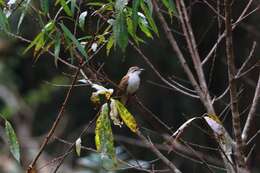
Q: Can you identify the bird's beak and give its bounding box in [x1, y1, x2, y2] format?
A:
[140, 68, 145, 71]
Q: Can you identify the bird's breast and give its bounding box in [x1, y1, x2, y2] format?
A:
[126, 73, 140, 94]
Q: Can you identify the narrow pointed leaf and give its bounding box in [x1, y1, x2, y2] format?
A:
[59, 0, 73, 17]
[115, 100, 138, 133]
[60, 23, 88, 59]
[54, 32, 61, 66]
[106, 36, 114, 55]
[5, 120, 20, 162]
[141, 1, 158, 36]
[132, 0, 141, 34]
[113, 12, 128, 52]
[17, 0, 31, 33]
[0, 8, 10, 31]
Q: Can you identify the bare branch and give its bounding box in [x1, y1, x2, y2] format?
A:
[27, 66, 81, 172]
[137, 131, 182, 173]
[152, 0, 215, 114]
[242, 74, 260, 143]
[224, 0, 247, 170]
[202, 0, 255, 65]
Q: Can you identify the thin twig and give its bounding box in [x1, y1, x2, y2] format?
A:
[202, 0, 255, 65]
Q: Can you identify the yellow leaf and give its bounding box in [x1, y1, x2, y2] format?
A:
[115, 99, 138, 133]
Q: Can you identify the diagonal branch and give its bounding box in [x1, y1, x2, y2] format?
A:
[27, 66, 81, 172]
[137, 131, 182, 173]
[152, 0, 215, 114]
[242, 74, 260, 143]
[175, 0, 215, 113]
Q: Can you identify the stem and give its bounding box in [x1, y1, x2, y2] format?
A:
[27, 66, 81, 172]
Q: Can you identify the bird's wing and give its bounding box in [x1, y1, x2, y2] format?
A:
[117, 75, 129, 96]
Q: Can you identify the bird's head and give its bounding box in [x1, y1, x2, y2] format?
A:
[127, 66, 144, 75]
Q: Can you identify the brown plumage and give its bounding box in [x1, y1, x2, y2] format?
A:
[117, 66, 144, 104]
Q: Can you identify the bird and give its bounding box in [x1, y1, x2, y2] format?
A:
[117, 66, 144, 105]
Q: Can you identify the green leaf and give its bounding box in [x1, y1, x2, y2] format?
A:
[60, 23, 88, 59]
[71, 0, 77, 15]
[23, 21, 55, 55]
[132, 0, 140, 34]
[17, 0, 32, 33]
[141, 1, 159, 36]
[23, 32, 44, 54]
[79, 11, 88, 31]
[115, 0, 128, 12]
[113, 12, 128, 52]
[106, 36, 114, 55]
[161, 0, 176, 17]
[115, 100, 138, 133]
[59, 0, 73, 17]
[0, 8, 10, 31]
[138, 17, 153, 38]
[54, 32, 61, 66]
[95, 104, 116, 160]
[5, 119, 20, 162]
[41, 0, 49, 14]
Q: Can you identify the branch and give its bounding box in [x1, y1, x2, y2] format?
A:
[224, 0, 247, 170]
[137, 131, 182, 173]
[152, 0, 215, 114]
[242, 74, 260, 143]
[175, 0, 215, 114]
[202, 0, 255, 65]
[27, 66, 81, 172]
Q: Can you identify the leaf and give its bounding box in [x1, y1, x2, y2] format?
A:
[141, 0, 159, 36]
[54, 32, 61, 67]
[0, 8, 10, 31]
[115, 0, 128, 12]
[23, 21, 55, 55]
[75, 138, 82, 156]
[95, 104, 116, 160]
[71, 0, 77, 15]
[5, 119, 20, 162]
[60, 23, 88, 59]
[115, 100, 138, 133]
[109, 99, 123, 127]
[79, 11, 88, 31]
[23, 32, 44, 54]
[161, 0, 176, 17]
[41, 0, 49, 14]
[138, 17, 153, 38]
[17, 0, 32, 33]
[132, 0, 140, 34]
[113, 12, 128, 52]
[59, 0, 73, 17]
[106, 36, 114, 55]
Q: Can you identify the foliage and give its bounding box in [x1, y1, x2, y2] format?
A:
[0, 116, 20, 162]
